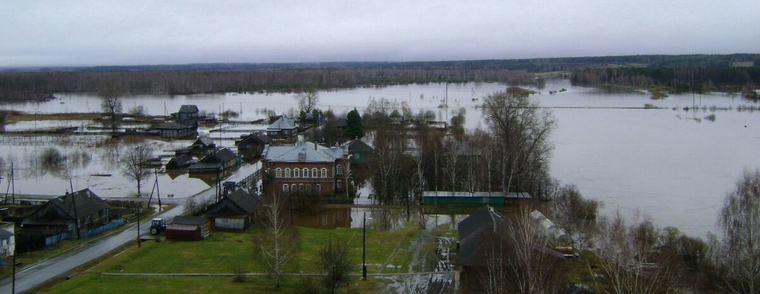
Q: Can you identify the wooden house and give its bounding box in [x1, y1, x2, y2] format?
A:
[172, 105, 200, 121]
[152, 122, 197, 138]
[21, 189, 111, 238]
[171, 216, 211, 239]
[458, 206, 565, 291]
[188, 148, 238, 173]
[345, 139, 373, 165]
[189, 137, 216, 152]
[166, 154, 196, 170]
[204, 189, 263, 230]
[235, 132, 271, 159]
[266, 116, 297, 139]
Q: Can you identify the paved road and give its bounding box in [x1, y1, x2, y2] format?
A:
[0, 174, 229, 293]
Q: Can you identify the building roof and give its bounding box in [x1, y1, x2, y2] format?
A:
[199, 148, 237, 164]
[262, 141, 348, 163]
[226, 189, 263, 214]
[178, 105, 199, 114]
[55, 189, 110, 218]
[173, 216, 208, 226]
[167, 154, 196, 169]
[267, 116, 297, 132]
[24, 189, 110, 226]
[236, 132, 272, 146]
[205, 188, 262, 216]
[192, 137, 215, 148]
[457, 205, 565, 267]
[347, 139, 373, 153]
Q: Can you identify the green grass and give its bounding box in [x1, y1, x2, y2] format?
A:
[46, 274, 390, 294]
[40, 224, 423, 293]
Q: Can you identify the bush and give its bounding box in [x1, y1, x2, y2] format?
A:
[128, 105, 145, 116]
[41, 147, 66, 166]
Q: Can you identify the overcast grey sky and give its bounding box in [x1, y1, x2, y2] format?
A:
[1, 0, 758, 67]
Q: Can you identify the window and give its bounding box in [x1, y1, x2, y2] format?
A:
[294, 168, 300, 178]
[337, 180, 342, 189]
[321, 168, 328, 178]
[316, 184, 322, 193]
[291, 184, 297, 192]
[285, 168, 291, 178]
[354, 153, 360, 159]
[306, 184, 311, 192]
[283, 184, 289, 192]
[303, 168, 309, 178]
[298, 184, 304, 192]
[275, 168, 282, 178]
[336, 165, 343, 175]
[312, 168, 317, 178]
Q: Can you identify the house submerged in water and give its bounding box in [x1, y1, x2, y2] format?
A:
[188, 148, 238, 173]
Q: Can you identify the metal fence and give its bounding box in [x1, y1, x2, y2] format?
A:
[44, 218, 126, 246]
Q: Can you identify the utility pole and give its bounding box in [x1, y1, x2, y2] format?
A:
[69, 179, 81, 240]
[137, 206, 141, 248]
[362, 212, 367, 280]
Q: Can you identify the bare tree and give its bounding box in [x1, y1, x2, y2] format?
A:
[551, 184, 600, 251]
[482, 87, 554, 198]
[257, 192, 297, 288]
[295, 88, 319, 113]
[474, 129, 495, 195]
[99, 81, 122, 131]
[592, 212, 679, 294]
[713, 169, 760, 294]
[120, 143, 153, 197]
[370, 124, 405, 204]
[442, 137, 462, 192]
[319, 239, 354, 294]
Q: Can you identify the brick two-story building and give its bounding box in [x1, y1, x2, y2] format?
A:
[261, 141, 350, 196]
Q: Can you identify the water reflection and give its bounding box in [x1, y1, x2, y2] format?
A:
[293, 206, 352, 229]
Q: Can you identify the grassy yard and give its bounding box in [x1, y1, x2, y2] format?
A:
[42, 223, 427, 293]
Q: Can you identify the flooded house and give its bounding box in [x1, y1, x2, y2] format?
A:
[172, 104, 200, 121]
[189, 137, 216, 152]
[188, 148, 238, 173]
[152, 121, 198, 138]
[266, 116, 297, 140]
[235, 132, 271, 159]
[261, 141, 351, 196]
[204, 188, 262, 230]
[21, 189, 111, 239]
[166, 154, 196, 169]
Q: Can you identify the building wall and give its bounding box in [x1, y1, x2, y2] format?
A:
[262, 160, 350, 196]
[214, 217, 247, 230]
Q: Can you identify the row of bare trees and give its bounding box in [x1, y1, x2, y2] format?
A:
[366, 87, 556, 204]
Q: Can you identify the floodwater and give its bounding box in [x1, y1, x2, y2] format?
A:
[1, 80, 759, 237]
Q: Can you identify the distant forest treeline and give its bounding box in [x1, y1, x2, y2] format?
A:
[1, 54, 758, 102]
[570, 67, 760, 96]
[0, 69, 538, 101]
